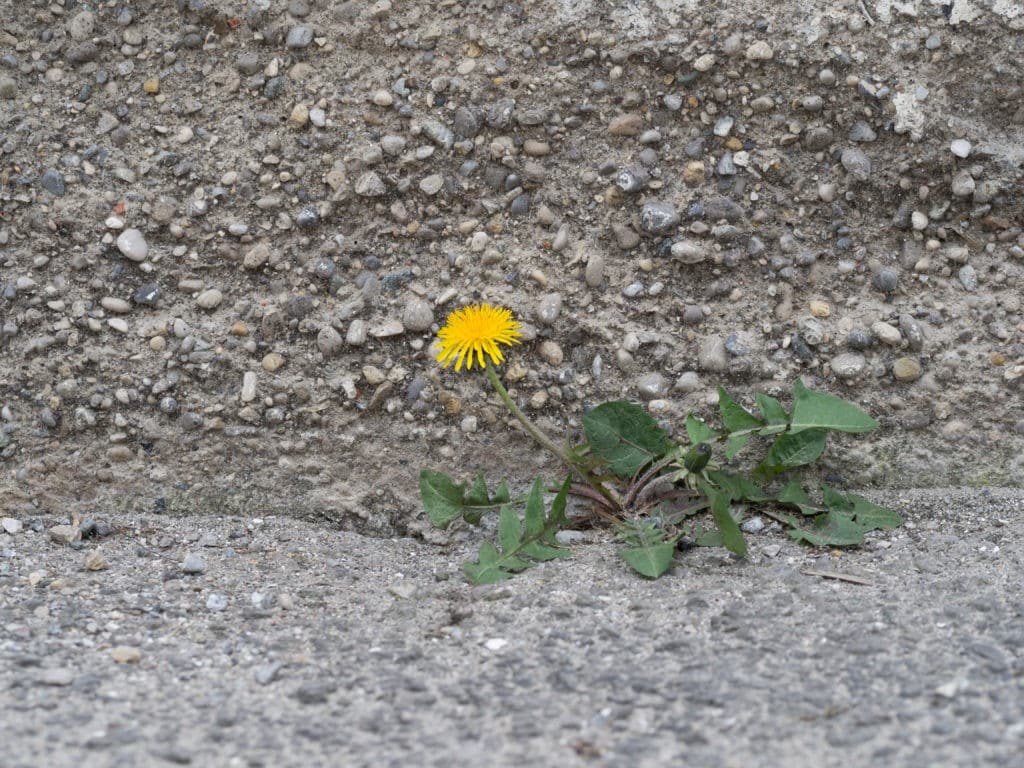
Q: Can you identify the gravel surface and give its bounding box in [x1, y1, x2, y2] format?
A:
[2, 0, 1024, 526]
[3, 488, 1023, 767]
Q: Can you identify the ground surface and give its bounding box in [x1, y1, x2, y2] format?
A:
[2, 487, 1023, 767]
[2, 0, 1024, 526]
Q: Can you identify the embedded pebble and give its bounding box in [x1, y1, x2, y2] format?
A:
[116, 229, 149, 261]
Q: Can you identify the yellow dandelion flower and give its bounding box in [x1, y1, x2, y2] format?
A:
[436, 303, 522, 372]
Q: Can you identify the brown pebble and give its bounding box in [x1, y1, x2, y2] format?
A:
[608, 113, 643, 137]
[143, 78, 159, 94]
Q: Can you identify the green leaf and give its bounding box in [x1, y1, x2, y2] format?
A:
[521, 478, 545, 537]
[821, 484, 854, 512]
[686, 413, 719, 445]
[725, 432, 752, 459]
[780, 485, 902, 547]
[848, 494, 902, 530]
[717, 387, 764, 433]
[463, 542, 515, 584]
[583, 401, 671, 478]
[789, 379, 878, 434]
[694, 530, 723, 547]
[756, 393, 789, 425]
[619, 540, 677, 578]
[787, 512, 871, 547]
[761, 429, 828, 472]
[461, 476, 573, 585]
[776, 479, 817, 515]
[419, 470, 467, 528]
[465, 472, 490, 506]
[420, 469, 512, 528]
[498, 506, 521, 552]
[521, 541, 571, 561]
[704, 485, 747, 557]
[706, 470, 771, 502]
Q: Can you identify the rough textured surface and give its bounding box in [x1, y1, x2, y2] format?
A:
[1, 488, 1023, 766]
[1, 1, 1024, 529]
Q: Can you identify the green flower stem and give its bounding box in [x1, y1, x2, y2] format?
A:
[485, 365, 620, 511]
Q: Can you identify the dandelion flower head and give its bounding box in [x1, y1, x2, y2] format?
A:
[435, 303, 522, 371]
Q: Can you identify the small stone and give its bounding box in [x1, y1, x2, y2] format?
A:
[287, 103, 309, 129]
[484, 638, 508, 652]
[608, 114, 643, 136]
[370, 320, 404, 338]
[116, 229, 149, 261]
[241, 372, 258, 402]
[133, 284, 161, 306]
[110, 646, 142, 664]
[262, 352, 286, 372]
[872, 268, 899, 294]
[316, 326, 344, 356]
[871, 321, 903, 346]
[831, 353, 866, 378]
[958, 265, 978, 292]
[207, 594, 228, 612]
[0, 76, 17, 99]
[293, 680, 337, 705]
[101, 297, 131, 314]
[682, 161, 705, 185]
[255, 662, 283, 686]
[38, 669, 75, 687]
[893, 357, 923, 382]
[3, 518, 23, 534]
[49, 525, 81, 545]
[143, 78, 160, 94]
[585, 254, 605, 287]
[636, 372, 668, 400]
[671, 240, 707, 264]
[639, 202, 679, 235]
[181, 553, 206, 574]
[740, 517, 765, 534]
[537, 293, 562, 325]
[355, 172, 386, 197]
[419, 174, 444, 195]
[809, 300, 831, 318]
[841, 148, 872, 181]
[848, 121, 877, 142]
[693, 53, 716, 72]
[243, 243, 271, 270]
[911, 211, 929, 231]
[538, 340, 563, 366]
[951, 170, 975, 198]
[196, 289, 223, 309]
[286, 25, 314, 49]
[346, 320, 367, 346]
[745, 41, 774, 61]
[40, 169, 66, 196]
[402, 299, 434, 332]
[699, 337, 729, 372]
[84, 550, 109, 571]
[950, 139, 971, 158]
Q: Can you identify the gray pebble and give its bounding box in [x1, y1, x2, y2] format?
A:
[841, 148, 872, 181]
[639, 202, 679, 235]
[636, 373, 668, 400]
[848, 121, 877, 142]
[831, 353, 866, 378]
[958, 265, 978, 292]
[181, 553, 206, 574]
[116, 229, 149, 262]
[537, 293, 562, 325]
[402, 299, 434, 332]
[206, 594, 228, 611]
[40, 169, 66, 196]
[286, 25, 314, 49]
[872, 268, 898, 294]
[699, 337, 729, 372]
[317, 326, 344, 356]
